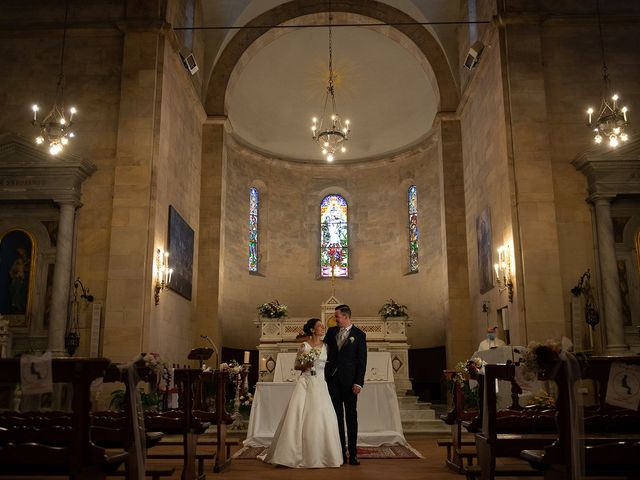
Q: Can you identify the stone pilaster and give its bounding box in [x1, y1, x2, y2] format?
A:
[436, 115, 473, 366]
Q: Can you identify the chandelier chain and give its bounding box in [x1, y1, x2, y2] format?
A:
[596, 0, 607, 76]
[310, 0, 351, 162]
[57, 0, 70, 99]
[583, 0, 629, 148]
[30, 0, 78, 156]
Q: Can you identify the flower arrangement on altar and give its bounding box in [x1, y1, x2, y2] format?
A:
[257, 299, 288, 318]
[378, 299, 408, 318]
[297, 348, 321, 376]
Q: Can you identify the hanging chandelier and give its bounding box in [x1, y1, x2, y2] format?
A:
[31, 0, 77, 156]
[311, 8, 350, 162]
[585, 0, 629, 148]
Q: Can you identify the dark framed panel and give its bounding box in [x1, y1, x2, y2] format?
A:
[0, 229, 36, 328]
[476, 208, 493, 294]
[168, 206, 194, 301]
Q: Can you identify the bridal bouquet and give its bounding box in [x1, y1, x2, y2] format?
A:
[297, 348, 321, 376]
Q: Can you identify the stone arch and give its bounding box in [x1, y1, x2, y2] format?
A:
[205, 0, 459, 115]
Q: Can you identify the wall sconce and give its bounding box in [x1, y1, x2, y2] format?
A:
[154, 248, 173, 306]
[494, 244, 514, 303]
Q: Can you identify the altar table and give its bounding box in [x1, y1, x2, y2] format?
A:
[243, 381, 407, 447]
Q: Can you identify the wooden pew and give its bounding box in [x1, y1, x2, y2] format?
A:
[96, 363, 174, 479]
[145, 369, 233, 478]
[438, 370, 479, 472]
[0, 358, 128, 479]
[521, 355, 640, 479]
[469, 363, 557, 479]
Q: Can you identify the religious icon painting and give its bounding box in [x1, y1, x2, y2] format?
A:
[168, 206, 195, 300]
[0, 229, 36, 328]
[476, 208, 493, 294]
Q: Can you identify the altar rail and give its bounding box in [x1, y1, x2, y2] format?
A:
[255, 315, 412, 393]
[255, 316, 411, 343]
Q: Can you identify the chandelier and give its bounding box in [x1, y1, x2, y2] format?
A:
[585, 0, 629, 148]
[31, 1, 77, 156]
[311, 9, 350, 162]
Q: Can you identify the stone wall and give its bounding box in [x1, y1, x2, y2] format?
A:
[218, 134, 447, 350]
[458, 24, 515, 352]
[0, 3, 124, 356]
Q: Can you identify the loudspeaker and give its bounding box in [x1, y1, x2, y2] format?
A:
[179, 48, 199, 75]
[464, 40, 484, 70]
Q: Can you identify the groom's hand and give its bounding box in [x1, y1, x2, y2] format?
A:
[352, 384, 362, 395]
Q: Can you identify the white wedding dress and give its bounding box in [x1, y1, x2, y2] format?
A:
[259, 342, 343, 468]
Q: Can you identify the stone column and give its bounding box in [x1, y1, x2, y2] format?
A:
[48, 202, 77, 356]
[593, 195, 628, 354]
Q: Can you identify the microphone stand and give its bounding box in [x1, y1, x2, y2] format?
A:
[200, 335, 219, 370]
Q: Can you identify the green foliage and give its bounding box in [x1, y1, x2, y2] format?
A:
[109, 389, 160, 412]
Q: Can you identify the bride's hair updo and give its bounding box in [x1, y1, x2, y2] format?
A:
[303, 318, 321, 336]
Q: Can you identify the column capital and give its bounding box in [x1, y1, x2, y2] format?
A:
[589, 193, 616, 205]
[54, 199, 80, 208]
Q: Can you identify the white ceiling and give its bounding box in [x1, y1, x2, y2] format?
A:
[202, 1, 462, 162]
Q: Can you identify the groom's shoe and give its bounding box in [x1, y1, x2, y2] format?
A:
[348, 457, 360, 466]
[342, 454, 348, 465]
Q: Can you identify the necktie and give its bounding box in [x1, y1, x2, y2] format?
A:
[337, 328, 348, 350]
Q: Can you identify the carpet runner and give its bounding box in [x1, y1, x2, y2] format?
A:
[233, 444, 424, 460]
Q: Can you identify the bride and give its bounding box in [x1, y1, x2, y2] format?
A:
[259, 318, 343, 468]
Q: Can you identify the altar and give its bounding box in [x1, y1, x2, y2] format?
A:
[245, 342, 407, 447]
[244, 381, 407, 448]
[255, 296, 412, 393]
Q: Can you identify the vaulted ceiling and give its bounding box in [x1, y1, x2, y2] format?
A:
[200, 0, 463, 162]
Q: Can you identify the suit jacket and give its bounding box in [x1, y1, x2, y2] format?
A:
[324, 325, 367, 388]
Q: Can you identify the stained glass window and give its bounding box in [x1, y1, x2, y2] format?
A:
[249, 187, 259, 272]
[320, 194, 348, 277]
[408, 185, 419, 272]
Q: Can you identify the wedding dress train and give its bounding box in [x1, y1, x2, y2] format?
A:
[259, 343, 343, 468]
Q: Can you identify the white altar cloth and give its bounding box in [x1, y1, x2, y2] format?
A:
[272, 351, 394, 383]
[244, 381, 407, 447]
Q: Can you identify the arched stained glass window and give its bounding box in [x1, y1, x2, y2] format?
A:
[249, 187, 259, 271]
[408, 185, 419, 272]
[320, 194, 348, 277]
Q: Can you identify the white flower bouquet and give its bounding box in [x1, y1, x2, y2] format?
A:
[297, 348, 321, 376]
[257, 299, 288, 318]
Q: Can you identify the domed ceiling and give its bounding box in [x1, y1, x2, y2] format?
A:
[202, 1, 461, 163]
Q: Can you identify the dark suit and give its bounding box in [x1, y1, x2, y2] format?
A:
[324, 325, 367, 460]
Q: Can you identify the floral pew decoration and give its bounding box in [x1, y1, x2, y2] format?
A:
[109, 352, 170, 412]
[451, 356, 486, 412]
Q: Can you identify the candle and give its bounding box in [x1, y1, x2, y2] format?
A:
[244, 350, 250, 364]
[494, 263, 500, 279]
[260, 356, 267, 371]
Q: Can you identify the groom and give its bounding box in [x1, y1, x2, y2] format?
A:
[325, 304, 367, 465]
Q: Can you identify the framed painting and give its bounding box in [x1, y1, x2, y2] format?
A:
[168, 206, 194, 301]
[0, 229, 36, 328]
[476, 208, 494, 294]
